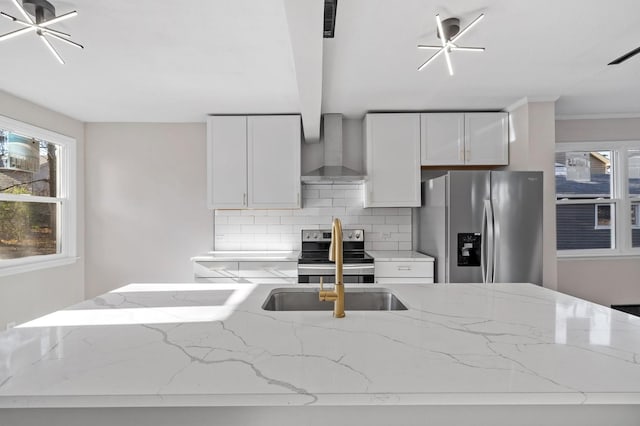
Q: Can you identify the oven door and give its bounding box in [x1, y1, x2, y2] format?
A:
[297, 264, 375, 284]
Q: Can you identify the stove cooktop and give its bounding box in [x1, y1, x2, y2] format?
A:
[299, 228, 372, 264]
[298, 251, 374, 264]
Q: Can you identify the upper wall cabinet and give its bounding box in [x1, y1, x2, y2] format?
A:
[420, 112, 508, 166]
[420, 113, 465, 165]
[207, 115, 301, 209]
[208, 116, 247, 209]
[364, 113, 421, 208]
[247, 116, 301, 208]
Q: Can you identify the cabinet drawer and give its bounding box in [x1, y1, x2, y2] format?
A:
[237, 261, 298, 278]
[246, 277, 297, 285]
[375, 277, 434, 284]
[375, 261, 433, 278]
[195, 277, 245, 284]
[193, 261, 239, 278]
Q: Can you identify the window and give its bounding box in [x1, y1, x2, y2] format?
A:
[594, 204, 612, 229]
[0, 115, 76, 274]
[556, 141, 640, 256]
[632, 203, 640, 228]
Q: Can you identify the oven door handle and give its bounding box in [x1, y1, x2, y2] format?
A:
[298, 264, 374, 271]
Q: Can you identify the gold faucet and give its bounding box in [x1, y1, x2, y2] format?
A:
[319, 218, 345, 318]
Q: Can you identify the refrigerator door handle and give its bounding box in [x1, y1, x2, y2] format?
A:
[481, 202, 487, 283]
[482, 199, 495, 284]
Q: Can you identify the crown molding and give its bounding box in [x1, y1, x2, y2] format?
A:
[555, 113, 640, 121]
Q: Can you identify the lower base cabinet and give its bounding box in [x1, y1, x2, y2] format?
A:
[375, 260, 434, 284]
[194, 261, 297, 284]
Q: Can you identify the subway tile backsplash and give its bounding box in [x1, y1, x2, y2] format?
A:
[214, 183, 412, 251]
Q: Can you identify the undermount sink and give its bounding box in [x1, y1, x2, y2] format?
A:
[262, 288, 408, 311]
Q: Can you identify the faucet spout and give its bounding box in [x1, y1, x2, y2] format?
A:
[319, 218, 345, 318]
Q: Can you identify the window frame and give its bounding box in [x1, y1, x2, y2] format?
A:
[632, 203, 640, 229]
[594, 203, 612, 230]
[0, 115, 77, 275]
[556, 140, 640, 258]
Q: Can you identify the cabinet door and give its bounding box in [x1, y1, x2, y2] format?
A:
[193, 261, 239, 278]
[464, 112, 508, 165]
[207, 116, 247, 209]
[420, 113, 465, 165]
[237, 261, 298, 278]
[247, 116, 301, 208]
[364, 114, 421, 207]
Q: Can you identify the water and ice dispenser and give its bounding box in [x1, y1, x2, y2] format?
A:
[457, 233, 481, 267]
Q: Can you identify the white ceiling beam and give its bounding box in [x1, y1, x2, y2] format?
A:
[283, 0, 324, 143]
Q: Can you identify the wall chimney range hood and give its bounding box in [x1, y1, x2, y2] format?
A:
[301, 114, 365, 184]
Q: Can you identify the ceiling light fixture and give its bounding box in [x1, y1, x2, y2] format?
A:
[608, 46, 640, 65]
[0, 0, 82, 64]
[417, 13, 485, 75]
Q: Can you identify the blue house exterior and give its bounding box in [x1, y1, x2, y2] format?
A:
[556, 173, 640, 250]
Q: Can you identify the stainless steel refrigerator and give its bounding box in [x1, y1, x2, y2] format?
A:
[416, 171, 543, 285]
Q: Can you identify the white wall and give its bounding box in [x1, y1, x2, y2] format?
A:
[555, 117, 640, 306]
[84, 123, 212, 298]
[215, 183, 410, 251]
[505, 101, 558, 289]
[0, 90, 85, 329]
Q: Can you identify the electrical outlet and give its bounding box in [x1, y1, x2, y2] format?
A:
[382, 233, 391, 240]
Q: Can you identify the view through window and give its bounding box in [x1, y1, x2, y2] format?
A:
[0, 130, 60, 259]
[556, 142, 640, 254]
[0, 116, 75, 269]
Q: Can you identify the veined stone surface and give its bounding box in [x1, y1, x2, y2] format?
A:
[1, 282, 640, 408]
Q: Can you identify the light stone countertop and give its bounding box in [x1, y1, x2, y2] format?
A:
[191, 250, 300, 262]
[1, 282, 640, 410]
[367, 250, 435, 261]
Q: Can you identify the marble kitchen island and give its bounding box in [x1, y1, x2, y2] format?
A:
[1, 282, 640, 426]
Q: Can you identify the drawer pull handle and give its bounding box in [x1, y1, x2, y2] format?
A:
[397, 266, 411, 271]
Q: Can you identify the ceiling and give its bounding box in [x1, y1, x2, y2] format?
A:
[1, 0, 639, 136]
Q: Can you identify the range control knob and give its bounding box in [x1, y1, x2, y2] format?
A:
[304, 233, 310, 240]
[313, 233, 319, 239]
[348, 233, 354, 240]
[355, 231, 361, 239]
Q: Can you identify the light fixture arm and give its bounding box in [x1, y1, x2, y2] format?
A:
[2, 11, 73, 38]
[37, 10, 78, 28]
[46, 31, 83, 49]
[435, 14, 454, 75]
[11, 0, 34, 24]
[450, 13, 485, 44]
[0, 25, 35, 41]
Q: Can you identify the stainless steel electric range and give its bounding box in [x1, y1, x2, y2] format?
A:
[297, 229, 374, 284]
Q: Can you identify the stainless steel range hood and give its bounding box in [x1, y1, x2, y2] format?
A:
[301, 114, 365, 184]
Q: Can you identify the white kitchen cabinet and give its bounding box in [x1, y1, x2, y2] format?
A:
[193, 261, 239, 282]
[375, 260, 434, 284]
[363, 113, 421, 208]
[369, 251, 434, 284]
[207, 115, 301, 209]
[420, 112, 508, 166]
[247, 116, 301, 208]
[464, 112, 508, 165]
[193, 260, 297, 284]
[237, 261, 297, 284]
[420, 113, 465, 166]
[208, 116, 247, 208]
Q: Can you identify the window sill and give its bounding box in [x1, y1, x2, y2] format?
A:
[558, 252, 640, 261]
[0, 255, 79, 277]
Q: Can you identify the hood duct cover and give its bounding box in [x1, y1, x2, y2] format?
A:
[302, 114, 365, 184]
